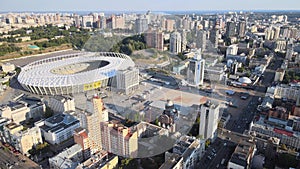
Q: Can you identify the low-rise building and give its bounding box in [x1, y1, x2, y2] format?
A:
[274, 68, 285, 82]
[36, 113, 80, 144]
[251, 116, 300, 149]
[160, 135, 205, 169]
[49, 144, 83, 169]
[11, 126, 43, 156]
[2, 122, 42, 155]
[49, 95, 75, 113]
[1, 63, 15, 73]
[0, 102, 30, 124]
[228, 139, 256, 169]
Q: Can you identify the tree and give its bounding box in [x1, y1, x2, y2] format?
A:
[44, 107, 54, 118]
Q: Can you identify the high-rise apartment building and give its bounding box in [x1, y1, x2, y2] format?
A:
[165, 19, 175, 32]
[100, 121, 138, 158]
[199, 101, 219, 141]
[196, 30, 207, 51]
[144, 30, 164, 51]
[238, 21, 246, 37]
[78, 96, 108, 153]
[209, 28, 219, 48]
[135, 16, 148, 34]
[170, 31, 182, 54]
[226, 21, 236, 37]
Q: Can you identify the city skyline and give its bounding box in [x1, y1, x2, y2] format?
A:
[1, 0, 300, 12]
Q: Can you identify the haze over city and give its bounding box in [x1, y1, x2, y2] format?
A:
[1, 0, 300, 12]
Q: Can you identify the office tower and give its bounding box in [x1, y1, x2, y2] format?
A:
[144, 30, 164, 51]
[170, 31, 182, 54]
[78, 96, 108, 153]
[187, 49, 205, 86]
[238, 21, 246, 37]
[199, 101, 219, 140]
[226, 21, 236, 37]
[100, 121, 138, 158]
[196, 30, 207, 52]
[135, 16, 148, 34]
[209, 28, 219, 48]
[115, 67, 139, 95]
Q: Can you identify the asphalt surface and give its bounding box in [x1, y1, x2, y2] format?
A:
[0, 144, 40, 169]
[3, 50, 79, 67]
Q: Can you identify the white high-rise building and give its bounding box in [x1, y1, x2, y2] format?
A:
[199, 101, 219, 141]
[187, 49, 205, 86]
[170, 31, 182, 54]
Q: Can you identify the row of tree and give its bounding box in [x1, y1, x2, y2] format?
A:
[0, 43, 21, 56]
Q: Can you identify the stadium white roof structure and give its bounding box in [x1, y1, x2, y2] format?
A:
[18, 52, 135, 94]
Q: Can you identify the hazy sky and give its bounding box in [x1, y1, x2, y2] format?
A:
[1, 0, 299, 12]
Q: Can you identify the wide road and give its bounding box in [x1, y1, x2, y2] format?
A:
[0, 144, 40, 169]
[2, 49, 80, 67]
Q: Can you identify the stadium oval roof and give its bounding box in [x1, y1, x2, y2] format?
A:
[18, 52, 135, 87]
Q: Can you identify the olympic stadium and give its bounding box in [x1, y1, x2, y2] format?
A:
[18, 52, 135, 95]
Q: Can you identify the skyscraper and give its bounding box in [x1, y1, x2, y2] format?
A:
[226, 21, 236, 37]
[199, 101, 219, 141]
[170, 31, 182, 54]
[187, 49, 205, 86]
[196, 30, 207, 52]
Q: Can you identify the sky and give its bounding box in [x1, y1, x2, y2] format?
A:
[0, 0, 299, 12]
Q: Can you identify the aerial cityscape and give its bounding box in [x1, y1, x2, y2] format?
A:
[0, 1, 300, 169]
